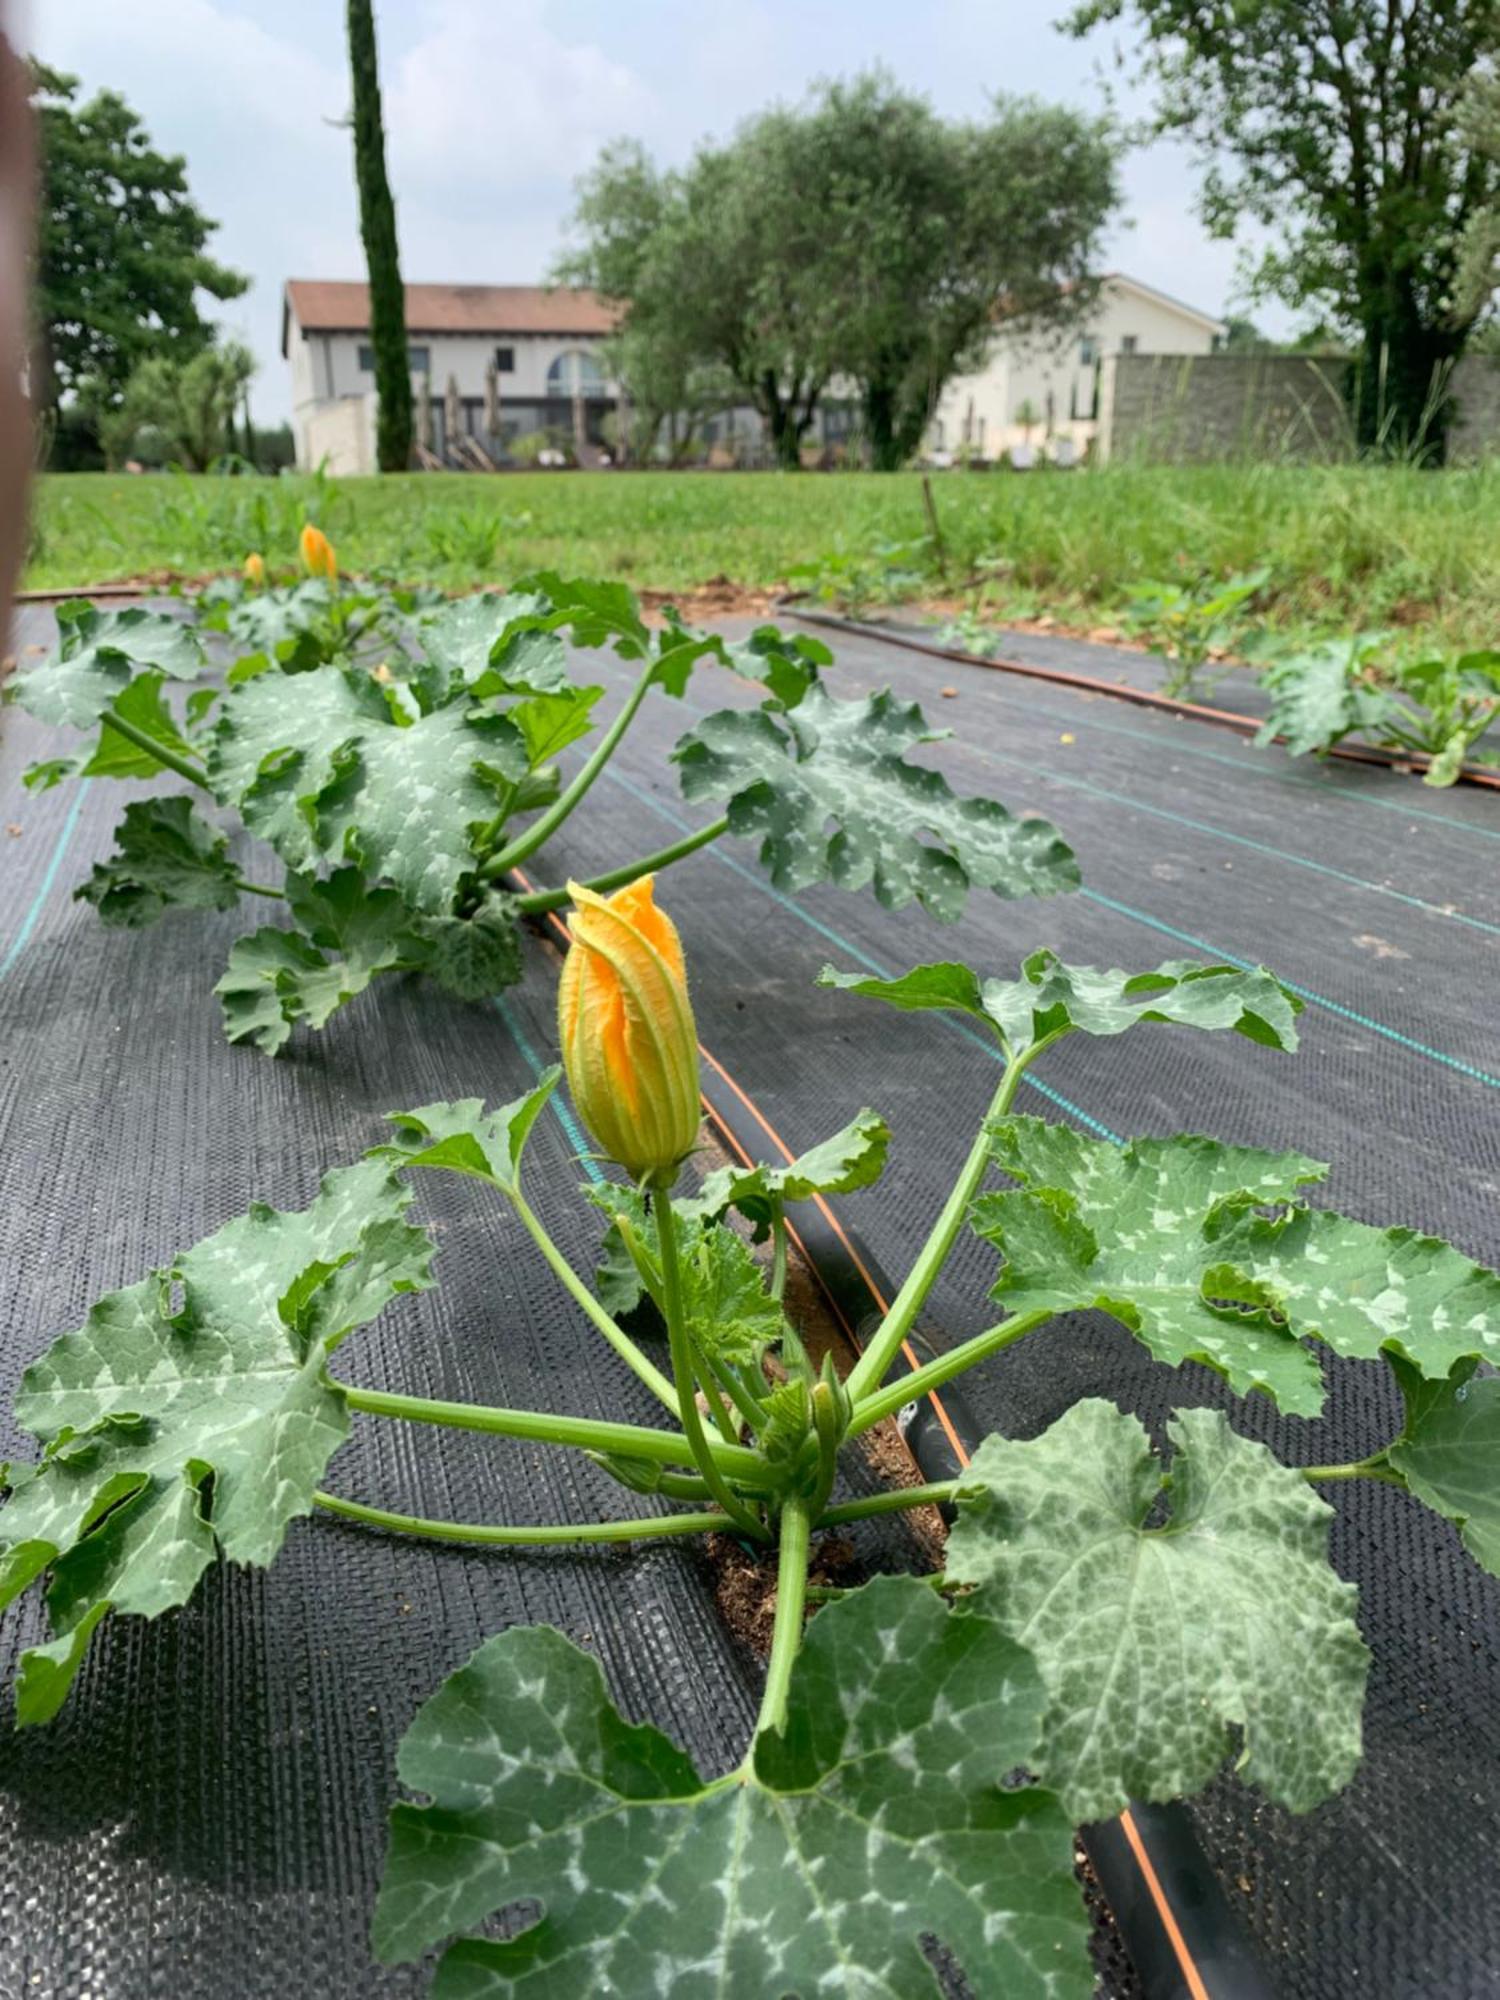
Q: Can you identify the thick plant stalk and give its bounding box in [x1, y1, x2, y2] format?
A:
[513, 816, 730, 913]
[845, 1056, 1027, 1403]
[312, 1490, 725, 1544]
[481, 656, 660, 877]
[753, 1496, 813, 1738]
[654, 1181, 770, 1540]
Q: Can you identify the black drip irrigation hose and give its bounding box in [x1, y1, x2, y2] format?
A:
[695, 1047, 1276, 2000]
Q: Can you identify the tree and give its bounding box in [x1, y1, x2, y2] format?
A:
[29, 63, 246, 421]
[126, 340, 255, 470]
[346, 0, 411, 473]
[560, 136, 842, 470]
[1065, 0, 1500, 459]
[562, 79, 1117, 471]
[786, 78, 1118, 469]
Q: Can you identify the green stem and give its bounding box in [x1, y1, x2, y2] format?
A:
[513, 817, 730, 914]
[848, 1310, 1053, 1436]
[511, 1190, 680, 1415]
[481, 656, 659, 877]
[753, 1496, 813, 1739]
[1303, 1455, 1403, 1486]
[696, 1349, 741, 1446]
[103, 706, 213, 791]
[844, 1052, 1028, 1403]
[817, 1482, 958, 1525]
[655, 1182, 770, 1540]
[341, 1381, 769, 1482]
[769, 1216, 788, 1303]
[312, 1489, 725, 1544]
[702, 1350, 768, 1435]
[235, 876, 286, 900]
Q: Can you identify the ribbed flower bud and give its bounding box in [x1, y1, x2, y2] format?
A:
[557, 876, 700, 1182]
[299, 523, 336, 579]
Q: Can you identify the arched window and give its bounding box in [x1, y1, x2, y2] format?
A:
[547, 349, 605, 396]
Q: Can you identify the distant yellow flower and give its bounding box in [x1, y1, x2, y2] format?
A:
[300, 523, 336, 579]
[558, 876, 700, 1181]
[244, 552, 267, 587]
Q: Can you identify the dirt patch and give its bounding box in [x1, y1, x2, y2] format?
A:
[639, 575, 778, 623]
[708, 1531, 861, 1657]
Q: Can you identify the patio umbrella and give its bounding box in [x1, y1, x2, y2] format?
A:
[483, 356, 501, 442]
[445, 373, 462, 459]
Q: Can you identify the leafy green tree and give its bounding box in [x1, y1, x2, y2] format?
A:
[563, 81, 1116, 472]
[1065, 0, 1500, 459]
[561, 136, 841, 470]
[346, 0, 412, 472]
[123, 340, 256, 470]
[787, 78, 1118, 469]
[29, 63, 246, 421]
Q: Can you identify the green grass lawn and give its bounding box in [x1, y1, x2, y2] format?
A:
[24, 461, 1500, 652]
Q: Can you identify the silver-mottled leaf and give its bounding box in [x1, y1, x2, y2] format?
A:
[373, 1575, 1089, 1998]
[947, 1401, 1368, 1821]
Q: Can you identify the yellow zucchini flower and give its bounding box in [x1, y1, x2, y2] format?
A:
[300, 522, 336, 579]
[243, 551, 267, 587]
[558, 876, 700, 1181]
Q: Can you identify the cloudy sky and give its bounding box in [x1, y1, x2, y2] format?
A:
[20, 0, 1287, 425]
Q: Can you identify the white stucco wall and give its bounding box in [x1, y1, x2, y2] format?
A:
[928, 278, 1224, 461]
[286, 310, 619, 467]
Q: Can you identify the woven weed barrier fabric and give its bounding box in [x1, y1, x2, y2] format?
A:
[0, 607, 943, 1999]
[4, 600, 1499, 1997]
[533, 618, 1500, 2000]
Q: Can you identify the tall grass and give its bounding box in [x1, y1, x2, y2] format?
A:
[24, 461, 1500, 650]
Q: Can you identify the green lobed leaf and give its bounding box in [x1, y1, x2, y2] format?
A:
[373, 1574, 1089, 1998]
[978, 1118, 1500, 1415]
[209, 665, 528, 911]
[947, 1402, 1367, 1822]
[695, 1108, 891, 1233]
[373, 1081, 562, 1196]
[584, 1185, 783, 1360]
[674, 680, 1079, 918]
[818, 949, 1301, 1057]
[721, 624, 831, 708]
[0, 1158, 433, 1722]
[413, 900, 525, 1001]
[1387, 1357, 1500, 1577]
[9, 602, 206, 731]
[76, 795, 244, 928]
[221, 580, 335, 654]
[1254, 639, 1401, 759]
[416, 591, 568, 701]
[214, 868, 427, 1054]
[976, 1118, 1331, 1412]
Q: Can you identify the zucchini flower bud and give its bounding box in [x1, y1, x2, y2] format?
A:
[558, 876, 700, 1182]
[243, 551, 267, 587]
[299, 522, 336, 579]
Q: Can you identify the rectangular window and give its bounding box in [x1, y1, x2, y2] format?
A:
[1120, 334, 1138, 355]
[1079, 337, 1097, 366]
[358, 343, 430, 373]
[495, 346, 515, 372]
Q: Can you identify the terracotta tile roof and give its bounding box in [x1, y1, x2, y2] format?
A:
[283, 280, 618, 340]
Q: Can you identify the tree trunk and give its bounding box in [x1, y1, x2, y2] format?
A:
[1353, 288, 1458, 464]
[347, 0, 412, 473]
[862, 379, 904, 472]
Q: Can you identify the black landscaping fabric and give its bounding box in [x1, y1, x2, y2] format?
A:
[538, 616, 1500, 2000]
[0, 604, 936, 1999]
[2, 600, 1498, 1998]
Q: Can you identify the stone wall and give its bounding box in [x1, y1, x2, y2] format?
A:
[1098, 351, 1500, 462]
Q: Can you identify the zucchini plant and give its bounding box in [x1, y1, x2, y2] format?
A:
[1253, 631, 1500, 785]
[5, 881, 1500, 1998]
[5, 563, 1077, 1052]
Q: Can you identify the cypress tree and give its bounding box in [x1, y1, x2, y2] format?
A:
[346, 0, 412, 471]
